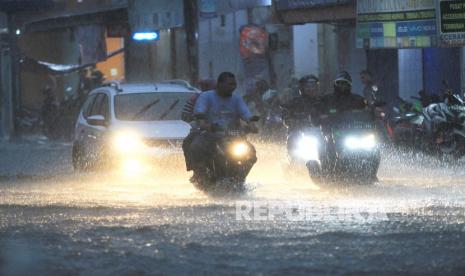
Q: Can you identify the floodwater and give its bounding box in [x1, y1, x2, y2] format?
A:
[1, 141, 465, 275]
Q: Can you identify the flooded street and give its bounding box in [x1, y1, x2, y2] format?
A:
[3, 0, 465, 274]
[1, 140, 465, 274]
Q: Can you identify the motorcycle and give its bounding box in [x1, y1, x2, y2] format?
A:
[191, 117, 259, 193]
[389, 97, 424, 147]
[304, 109, 381, 185]
[421, 92, 465, 159]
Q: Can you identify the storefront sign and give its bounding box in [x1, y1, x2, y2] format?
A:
[356, 0, 437, 48]
[211, 0, 271, 15]
[438, 0, 465, 46]
[396, 20, 437, 37]
[239, 25, 269, 59]
[128, 0, 183, 31]
[276, 0, 351, 10]
[357, 0, 435, 13]
[200, 0, 217, 19]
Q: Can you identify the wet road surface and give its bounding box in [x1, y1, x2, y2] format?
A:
[1, 140, 465, 275]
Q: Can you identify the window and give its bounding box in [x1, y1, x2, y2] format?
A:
[82, 94, 97, 118]
[88, 93, 109, 118]
[114, 92, 193, 121]
[89, 94, 104, 116]
[100, 94, 109, 119]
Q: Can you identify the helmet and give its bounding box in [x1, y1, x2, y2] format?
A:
[299, 74, 319, 85]
[298, 74, 319, 97]
[334, 71, 352, 86]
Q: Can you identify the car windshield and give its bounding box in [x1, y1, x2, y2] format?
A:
[114, 92, 193, 121]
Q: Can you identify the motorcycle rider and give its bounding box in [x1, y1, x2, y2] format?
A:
[282, 75, 320, 123]
[281, 74, 321, 156]
[319, 71, 379, 181]
[181, 79, 216, 171]
[319, 71, 367, 114]
[184, 72, 257, 177]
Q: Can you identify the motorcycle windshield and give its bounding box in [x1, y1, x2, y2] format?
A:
[320, 110, 375, 131]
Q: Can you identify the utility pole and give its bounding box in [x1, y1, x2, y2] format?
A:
[170, 29, 177, 78]
[0, 13, 17, 140]
[9, 14, 20, 139]
[184, 0, 199, 86]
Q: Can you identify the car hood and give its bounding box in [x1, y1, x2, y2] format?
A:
[111, 120, 191, 140]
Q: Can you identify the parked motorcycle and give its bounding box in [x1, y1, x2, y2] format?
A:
[388, 97, 423, 146]
[421, 91, 465, 159]
[390, 85, 465, 159]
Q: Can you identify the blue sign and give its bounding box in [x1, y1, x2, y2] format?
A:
[200, 0, 217, 18]
[369, 23, 384, 37]
[132, 31, 160, 41]
[396, 20, 436, 37]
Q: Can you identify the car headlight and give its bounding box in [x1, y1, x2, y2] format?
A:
[230, 142, 250, 158]
[344, 134, 376, 150]
[294, 135, 319, 161]
[113, 132, 146, 153]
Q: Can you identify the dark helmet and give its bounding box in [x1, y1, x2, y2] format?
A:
[334, 71, 352, 86]
[299, 74, 319, 85]
[298, 74, 319, 97]
[334, 71, 352, 97]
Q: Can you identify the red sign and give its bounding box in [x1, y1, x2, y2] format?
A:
[239, 25, 269, 59]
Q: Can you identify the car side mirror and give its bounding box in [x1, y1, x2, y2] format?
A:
[86, 115, 107, 127]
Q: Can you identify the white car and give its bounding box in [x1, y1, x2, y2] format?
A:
[72, 81, 199, 173]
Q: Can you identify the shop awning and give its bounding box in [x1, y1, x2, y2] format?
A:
[21, 47, 124, 75]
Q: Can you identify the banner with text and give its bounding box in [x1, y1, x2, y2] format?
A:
[356, 0, 438, 48]
[437, 0, 465, 47]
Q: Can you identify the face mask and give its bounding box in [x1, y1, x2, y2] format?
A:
[334, 85, 350, 97]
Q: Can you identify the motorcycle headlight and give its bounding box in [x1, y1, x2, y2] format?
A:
[344, 134, 376, 150]
[231, 142, 250, 158]
[295, 135, 319, 161]
[113, 132, 146, 153]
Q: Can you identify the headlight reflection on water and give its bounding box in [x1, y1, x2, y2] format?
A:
[2, 140, 465, 214]
[113, 132, 146, 153]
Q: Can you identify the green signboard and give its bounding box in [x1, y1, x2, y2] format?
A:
[438, 0, 465, 46]
[356, 0, 438, 48]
